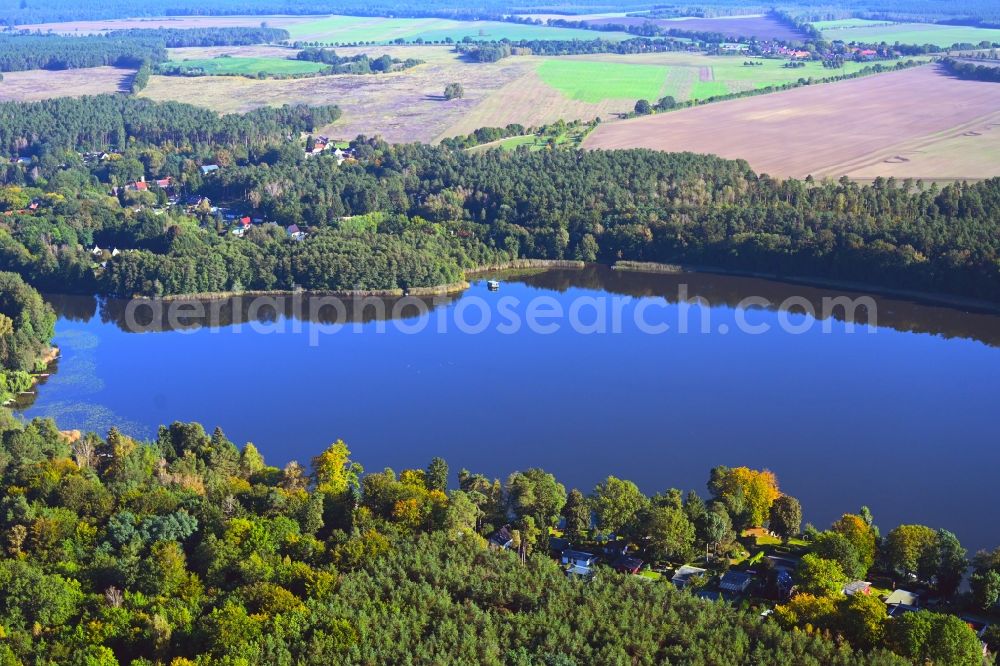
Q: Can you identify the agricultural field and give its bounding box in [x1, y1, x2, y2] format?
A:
[583, 14, 808, 41]
[582, 66, 1000, 181]
[282, 15, 630, 44]
[814, 18, 1000, 47]
[159, 56, 328, 76]
[141, 45, 534, 144]
[0, 66, 136, 102]
[535, 53, 878, 104]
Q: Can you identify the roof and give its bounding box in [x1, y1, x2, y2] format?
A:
[200, 164, 219, 174]
[565, 563, 593, 577]
[719, 570, 755, 592]
[287, 224, 301, 234]
[843, 581, 872, 596]
[671, 565, 707, 584]
[549, 537, 571, 553]
[488, 526, 514, 548]
[613, 556, 644, 572]
[562, 549, 596, 562]
[885, 590, 919, 607]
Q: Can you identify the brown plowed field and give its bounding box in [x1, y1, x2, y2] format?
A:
[582, 66, 1000, 180]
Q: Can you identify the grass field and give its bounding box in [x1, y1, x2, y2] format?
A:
[583, 66, 1000, 181]
[284, 15, 630, 44]
[534, 54, 881, 105]
[162, 56, 328, 76]
[585, 14, 807, 41]
[815, 19, 1000, 47]
[0, 66, 135, 102]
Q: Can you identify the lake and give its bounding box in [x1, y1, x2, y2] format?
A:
[19, 266, 1000, 552]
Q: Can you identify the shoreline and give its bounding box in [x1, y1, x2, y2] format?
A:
[99, 258, 998, 314]
[611, 260, 1000, 314]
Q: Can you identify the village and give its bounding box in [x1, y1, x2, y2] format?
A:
[486, 520, 994, 656]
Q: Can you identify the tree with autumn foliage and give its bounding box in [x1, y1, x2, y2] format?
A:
[708, 466, 781, 529]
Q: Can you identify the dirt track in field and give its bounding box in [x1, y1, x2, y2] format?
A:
[582, 66, 1000, 180]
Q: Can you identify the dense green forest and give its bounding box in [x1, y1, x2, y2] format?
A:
[0, 28, 289, 72]
[0, 93, 998, 301]
[0, 272, 54, 404]
[0, 409, 993, 664]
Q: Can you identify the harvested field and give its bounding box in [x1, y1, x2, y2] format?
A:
[582, 66, 1000, 180]
[585, 15, 808, 41]
[0, 66, 135, 102]
[142, 47, 532, 144]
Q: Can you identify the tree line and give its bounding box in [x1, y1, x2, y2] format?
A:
[940, 56, 1000, 81]
[0, 272, 55, 403]
[0, 28, 290, 72]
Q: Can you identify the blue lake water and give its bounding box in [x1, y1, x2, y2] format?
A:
[20, 266, 1000, 552]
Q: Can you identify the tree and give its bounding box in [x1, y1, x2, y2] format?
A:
[590, 476, 648, 536]
[831, 513, 876, 572]
[887, 609, 934, 659]
[642, 505, 695, 561]
[796, 553, 847, 597]
[634, 99, 652, 115]
[884, 524, 937, 577]
[840, 592, 887, 650]
[971, 569, 1000, 610]
[768, 495, 801, 541]
[443, 82, 464, 100]
[928, 529, 966, 598]
[561, 489, 590, 541]
[426, 456, 449, 493]
[924, 614, 985, 666]
[655, 95, 677, 111]
[813, 531, 864, 579]
[311, 440, 361, 497]
[505, 468, 566, 529]
[708, 466, 780, 528]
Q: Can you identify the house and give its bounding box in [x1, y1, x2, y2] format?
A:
[561, 550, 597, 568]
[612, 556, 644, 575]
[200, 164, 220, 175]
[719, 570, 756, 595]
[549, 537, 571, 555]
[286, 224, 306, 241]
[90, 245, 104, 257]
[843, 581, 872, 596]
[111, 248, 120, 257]
[671, 565, 707, 589]
[154, 177, 173, 189]
[884, 589, 919, 608]
[602, 539, 629, 559]
[565, 563, 594, 579]
[887, 603, 919, 617]
[487, 525, 514, 550]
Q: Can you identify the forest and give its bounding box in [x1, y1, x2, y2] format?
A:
[0, 93, 998, 301]
[0, 28, 290, 72]
[0, 399, 994, 664]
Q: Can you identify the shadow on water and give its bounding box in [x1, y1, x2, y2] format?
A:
[44, 265, 1000, 347]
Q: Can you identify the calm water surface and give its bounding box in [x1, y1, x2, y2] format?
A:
[20, 267, 1000, 552]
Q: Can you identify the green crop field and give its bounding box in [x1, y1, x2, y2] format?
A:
[285, 15, 630, 44]
[814, 19, 1000, 47]
[536, 55, 883, 105]
[161, 57, 329, 76]
[537, 60, 671, 102]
